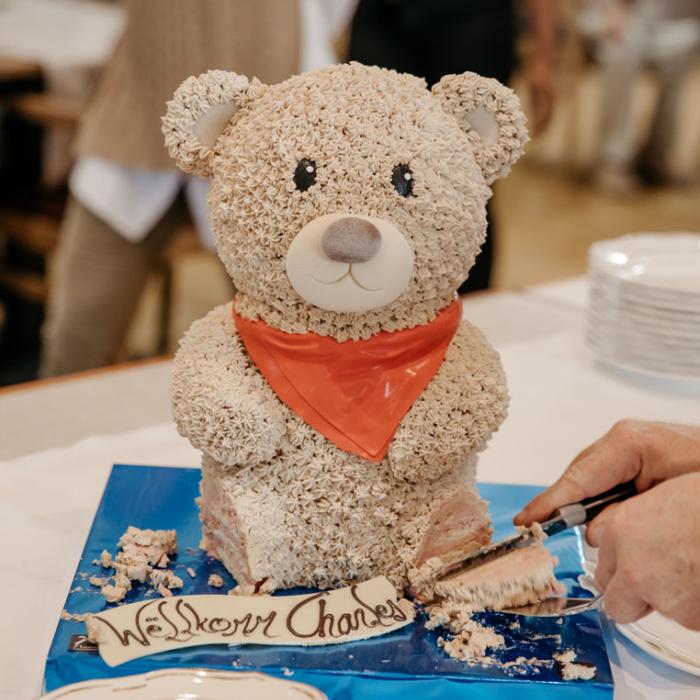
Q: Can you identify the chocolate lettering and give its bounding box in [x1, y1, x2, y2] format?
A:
[93, 601, 157, 648]
[174, 598, 197, 638]
[285, 586, 406, 640]
[350, 585, 396, 628]
[158, 600, 195, 642]
[286, 592, 328, 639]
[87, 578, 414, 666]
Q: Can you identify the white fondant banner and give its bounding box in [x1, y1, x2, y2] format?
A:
[86, 576, 415, 667]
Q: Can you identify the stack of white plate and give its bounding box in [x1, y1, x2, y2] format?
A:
[587, 232, 700, 381]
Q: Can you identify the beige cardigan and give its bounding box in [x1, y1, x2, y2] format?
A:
[75, 0, 300, 171]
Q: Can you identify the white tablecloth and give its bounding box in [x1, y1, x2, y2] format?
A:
[2, 280, 700, 699]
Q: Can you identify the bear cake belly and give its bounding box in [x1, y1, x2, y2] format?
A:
[198, 438, 484, 592]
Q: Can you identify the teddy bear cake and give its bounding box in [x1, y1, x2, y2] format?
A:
[162, 62, 539, 598]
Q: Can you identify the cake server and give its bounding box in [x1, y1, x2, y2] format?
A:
[434, 480, 638, 582]
[501, 594, 603, 617]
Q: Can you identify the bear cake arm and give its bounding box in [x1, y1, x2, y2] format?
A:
[172, 304, 286, 468]
[388, 320, 508, 483]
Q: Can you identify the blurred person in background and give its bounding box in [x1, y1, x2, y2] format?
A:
[586, 0, 700, 193]
[348, 0, 557, 293]
[41, 0, 355, 377]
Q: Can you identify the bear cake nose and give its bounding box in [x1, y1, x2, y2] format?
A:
[321, 217, 381, 264]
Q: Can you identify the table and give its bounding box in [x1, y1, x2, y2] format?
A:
[1, 278, 699, 699]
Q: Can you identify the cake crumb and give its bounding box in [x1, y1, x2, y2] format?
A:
[101, 583, 128, 604]
[157, 583, 173, 598]
[561, 661, 596, 681]
[94, 526, 182, 603]
[281, 667, 293, 677]
[555, 617, 564, 624]
[208, 573, 224, 588]
[150, 569, 183, 589]
[554, 650, 577, 664]
[554, 650, 596, 681]
[61, 610, 93, 622]
[431, 602, 504, 665]
[437, 626, 504, 666]
[228, 584, 255, 596]
[168, 573, 184, 589]
[187, 567, 196, 578]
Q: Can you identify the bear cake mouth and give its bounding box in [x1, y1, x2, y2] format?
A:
[310, 267, 383, 293]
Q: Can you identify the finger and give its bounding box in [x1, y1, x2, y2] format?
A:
[515, 467, 590, 525]
[586, 503, 623, 547]
[663, 605, 700, 632]
[603, 574, 651, 624]
[515, 436, 607, 525]
[568, 434, 606, 468]
[515, 436, 608, 525]
[516, 437, 640, 525]
[594, 541, 617, 592]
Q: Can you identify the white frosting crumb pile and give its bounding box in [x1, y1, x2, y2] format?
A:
[554, 650, 577, 664]
[60, 610, 92, 623]
[208, 573, 224, 588]
[428, 600, 503, 666]
[89, 526, 179, 603]
[554, 650, 597, 681]
[437, 622, 505, 665]
[426, 599, 595, 681]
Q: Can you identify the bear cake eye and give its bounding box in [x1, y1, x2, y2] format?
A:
[294, 158, 317, 192]
[391, 164, 414, 197]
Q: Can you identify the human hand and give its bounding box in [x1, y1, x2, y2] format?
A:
[514, 420, 700, 527]
[587, 472, 700, 628]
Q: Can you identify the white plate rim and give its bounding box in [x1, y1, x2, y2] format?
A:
[589, 232, 700, 295]
[41, 668, 327, 699]
[616, 623, 700, 678]
[581, 555, 700, 678]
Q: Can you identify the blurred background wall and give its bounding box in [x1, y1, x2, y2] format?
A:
[0, 0, 698, 385]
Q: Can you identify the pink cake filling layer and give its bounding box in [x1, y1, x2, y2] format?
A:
[435, 543, 565, 610]
[416, 491, 493, 566]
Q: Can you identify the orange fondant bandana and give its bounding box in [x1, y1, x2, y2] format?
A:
[233, 299, 461, 463]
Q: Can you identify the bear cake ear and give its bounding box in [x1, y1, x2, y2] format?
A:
[162, 70, 262, 178]
[432, 72, 529, 185]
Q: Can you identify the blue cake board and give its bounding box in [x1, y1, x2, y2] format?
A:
[44, 464, 613, 699]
